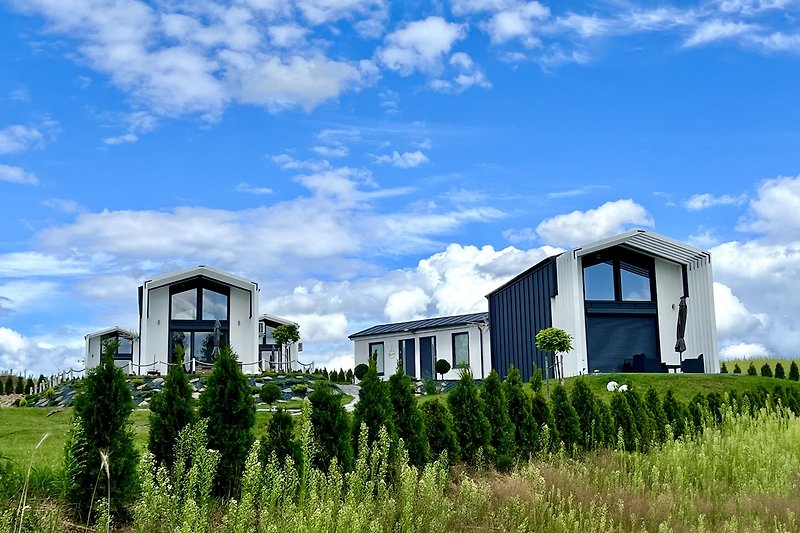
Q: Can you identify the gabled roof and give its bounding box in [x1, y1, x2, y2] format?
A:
[486, 254, 559, 298]
[85, 326, 137, 340]
[349, 312, 489, 339]
[141, 265, 258, 292]
[572, 229, 710, 268]
[259, 313, 298, 327]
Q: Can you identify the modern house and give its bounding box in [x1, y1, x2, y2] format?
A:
[85, 266, 301, 375]
[351, 229, 718, 381]
[349, 312, 491, 380]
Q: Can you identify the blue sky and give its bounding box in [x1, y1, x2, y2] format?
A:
[2, 0, 800, 376]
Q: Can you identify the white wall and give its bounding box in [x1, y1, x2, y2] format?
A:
[686, 257, 719, 372]
[229, 286, 259, 370]
[551, 252, 588, 378]
[655, 258, 683, 368]
[353, 324, 491, 381]
[85, 331, 139, 372]
[140, 285, 170, 374]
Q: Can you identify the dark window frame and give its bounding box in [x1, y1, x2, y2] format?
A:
[452, 332, 470, 367]
[100, 332, 134, 360]
[582, 247, 657, 305]
[168, 278, 232, 366]
[368, 341, 385, 376]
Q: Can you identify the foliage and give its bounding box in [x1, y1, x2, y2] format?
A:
[529, 365, 543, 394]
[354, 364, 369, 381]
[645, 388, 669, 444]
[570, 379, 604, 451]
[423, 379, 439, 395]
[14, 377, 23, 394]
[530, 391, 554, 451]
[747, 362, 757, 376]
[503, 366, 538, 456]
[775, 362, 786, 379]
[610, 393, 639, 452]
[64, 338, 139, 522]
[3, 376, 12, 395]
[480, 369, 515, 469]
[791, 361, 800, 381]
[272, 323, 300, 355]
[198, 345, 255, 497]
[760, 363, 773, 378]
[420, 399, 460, 464]
[148, 354, 196, 469]
[624, 389, 655, 451]
[720, 362, 728, 373]
[435, 358, 451, 378]
[551, 384, 581, 452]
[389, 368, 429, 467]
[687, 393, 707, 433]
[24, 377, 34, 395]
[345, 368, 354, 384]
[17, 398, 27, 407]
[309, 382, 353, 472]
[448, 368, 490, 466]
[259, 407, 300, 468]
[535, 327, 574, 354]
[351, 358, 396, 459]
[292, 383, 309, 394]
[259, 382, 282, 404]
[733, 363, 742, 374]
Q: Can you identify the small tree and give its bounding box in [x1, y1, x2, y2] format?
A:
[420, 399, 460, 463]
[435, 359, 451, 379]
[624, 389, 655, 451]
[345, 368, 354, 384]
[351, 358, 396, 459]
[747, 362, 757, 376]
[529, 366, 543, 394]
[260, 407, 299, 467]
[64, 339, 138, 521]
[448, 368, 490, 466]
[645, 388, 669, 444]
[24, 377, 34, 395]
[720, 362, 728, 373]
[14, 377, 23, 394]
[354, 364, 368, 381]
[687, 393, 707, 433]
[309, 382, 353, 471]
[530, 390, 554, 450]
[570, 379, 603, 451]
[272, 323, 300, 372]
[611, 393, 639, 452]
[148, 352, 196, 468]
[3, 376, 12, 395]
[662, 390, 687, 439]
[503, 366, 538, 457]
[260, 382, 282, 405]
[761, 363, 773, 378]
[790, 361, 800, 381]
[551, 384, 581, 452]
[535, 327, 574, 385]
[775, 362, 786, 379]
[198, 345, 255, 497]
[706, 392, 724, 424]
[389, 366, 429, 467]
[481, 370, 515, 469]
[733, 363, 742, 374]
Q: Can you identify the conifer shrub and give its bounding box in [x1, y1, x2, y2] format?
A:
[3, 376, 12, 395]
[705, 392, 724, 425]
[624, 389, 655, 451]
[610, 393, 639, 452]
[388, 367, 429, 467]
[761, 363, 773, 378]
[747, 362, 757, 376]
[345, 368, 354, 384]
[148, 355, 195, 469]
[770, 385, 786, 411]
[790, 361, 800, 381]
[64, 339, 138, 522]
[596, 400, 616, 447]
[503, 366, 538, 456]
[775, 362, 786, 379]
[18, 398, 27, 407]
[420, 399, 460, 463]
[14, 377, 23, 394]
[687, 393, 708, 433]
[24, 377, 34, 395]
[354, 364, 369, 381]
[720, 362, 728, 373]
[260, 407, 299, 467]
[352, 359, 396, 459]
[260, 382, 282, 404]
[530, 366, 543, 394]
[530, 391, 554, 451]
[733, 363, 742, 374]
[309, 381, 353, 471]
[551, 384, 581, 452]
[480, 369, 515, 469]
[447, 368, 490, 466]
[645, 388, 669, 444]
[570, 379, 603, 451]
[435, 359, 451, 379]
[198, 345, 255, 497]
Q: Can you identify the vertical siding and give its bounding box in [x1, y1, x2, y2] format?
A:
[685, 257, 718, 372]
[488, 258, 557, 381]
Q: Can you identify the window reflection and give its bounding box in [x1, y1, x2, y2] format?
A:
[453, 332, 470, 366]
[369, 342, 385, 374]
[202, 288, 228, 320]
[171, 289, 198, 320]
[620, 261, 651, 301]
[584, 261, 615, 301]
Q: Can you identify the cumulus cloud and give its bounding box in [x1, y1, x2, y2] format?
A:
[0, 164, 39, 185]
[235, 182, 273, 195]
[384, 287, 431, 322]
[684, 20, 759, 47]
[719, 342, 770, 360]
[0, 124, 44, 154]
[374, 150, 429, 168]
[713, 282, 768, 339]
[0, 326, 83, 375]
[378, 16, 467, 75]
[737, 175, 800, 238]
[684, 192, 746, 210]
[429, 52, 492, 93]
[535, 199, 654, 247]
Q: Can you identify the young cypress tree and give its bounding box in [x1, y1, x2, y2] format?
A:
[551, 384, 581, 452]
[480, 369, 515, 469]
[624, 389, 655, 451]
[570, 379, 602, 451]
[747, 362, 758, 375]
[761, 363, 773, 378]
[24, 377, 34, 395]
[388, 366, 429, 467]
[720, 362, 728, 373]
[596, 400, 616, 448]
[706, 392, 724, 424]
[687, 393, 707, 433]
[529, 366, 543, 394]
[148, 352, 196, 468]
[420, 399, 460, 463]
[790, 361, 800, 381]
[610, 393, 639, 452]
[64, 339, 138, 521]
[309, 382, 353, 471]
[503, 366, 538, 457]
[662, 390, 687, 439]
[775, 362, 786, 379]
[3, 376, 12, 395]
[260, 407, 300, 467]
[645, 388, 669, 444]
[447, 368, 490, 466]
[352, 359, 396, 459]
[14, 377, 23, 394]
[198, 345, 255, 497]
[530, 390, 554, 450]
[346, 368, 354, 384]
[733, 363, 742, 374]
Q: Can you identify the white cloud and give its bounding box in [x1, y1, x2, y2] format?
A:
[429, 52, 492, 93]
[384, 287, 431, 322]
[0, 164, 39, 185]
[378, 17, 467, 75]
[684, 19, 759, 47]
[713, 282, 768, 339]
[0, 327, 83, 376]
[719, 342, 770, 360]
[535, 199, 654, 246]
[104, 133, 138, 145]
[0, 252, 89, 277]
[374, 150, 429, 168]
[0, 280, 60, 314]
[235, 182, 273, 195]
[684, 192, 746, 210]
[483, 2, 550, 45]
[286, 313, 349, 343]
[0, 124, 44, 154]
[312, 145, 349, 158]
[502, 227, 538, 244]
[737, 175, 800, 238]
[42, 198, 84, 214]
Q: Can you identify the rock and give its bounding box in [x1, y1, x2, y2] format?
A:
[35, 398, 48, 407]
[151, 377, 164, 386]
[282, 388, 292, 394]
[139, 401, 149, 408]
[290, 396, 302, 401]
[190, 377, 200, 384]
[192, 392, 200, 399]
[137, 383, 150, 391]
[263, 376, 273, 381]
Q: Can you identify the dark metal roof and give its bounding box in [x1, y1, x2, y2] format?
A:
[349, 312, 489, 339]
[486, 254, 560, 298]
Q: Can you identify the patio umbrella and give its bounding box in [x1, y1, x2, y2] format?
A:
[675, 296, 687, 362]
[212, 319, 221, 357]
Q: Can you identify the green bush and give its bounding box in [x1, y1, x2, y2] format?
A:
[422, 378, 438, 395]
[198, 345, 255, 497]
[625, 389, 655, 450]
[291, 383, 308, 394]
[3, 376, 12, 395]
[132, 378, 145, 386]
[530, 391, 553, 451]
[570, 378, 603, 451]
[480, 369, 515, 469]
[551, 384, 581, 452]
[18, 397, 27, 407]
[64, 339, 139, 522]
[645, 388, 669, 444]
[733, 363, 742, 374]
[24, 377, 34, 395]
[775, 362, 786, 379]
[747, 363, 758, 376]
[260, 382, 282, 404]
[45, 387, 55, 400]
[421, 399, 460, 463]
[309, 382, 353, 472]
[688, 393, 707, 433]
[791, 361, 800, 381]
[14, 377, 23, 394]
[435, 359, 451, 378]
[389, 368, 429, 467]
[354, 364, 368, 381]
[720, 362, 728, 373]
[503, 366, 538, 456]
[448, 368, 490, 466]
[148, 356, 195, 469]
[530, 366, 543, 394]
[260, 407, 299, 467]
[761, 363, 773, 378]
[352, 359, 395, 459]
[611, 393, 639, 452]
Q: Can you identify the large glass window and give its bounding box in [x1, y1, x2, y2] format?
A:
[171, 288, 198, 320]
[453, 332, 470, 367]
[369, 342, 385, 375]
[170, 331, 192, 361]
[620, 260, 651, 301]
[202, 288, 228, 320]
[101, 332, 133, 360]
[583, 261, 615, 301]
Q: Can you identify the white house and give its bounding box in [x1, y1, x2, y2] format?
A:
[84, 326, 139, 372]
[259, 314, 303, 372]
[349, 312, 491, 380]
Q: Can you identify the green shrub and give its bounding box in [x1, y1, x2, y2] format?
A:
[625, 389, 655, 450]
[645, 388, 669, 444]
[720, 362, 728, 373]
[309, 382, 353, 472]
[65, 339, 138, 522]
[761, 363, 773, 378]
[198, 345, 255, 497]
[706, 392, 724, 425]
[480, 369, 515, 469]
[688, 393, 707, 433]
[611, 393, 639, 452]
[24, 377, 34, 395]
[148, 355, 195, 469]
[260, 407, 299, 467]
[570, 378, 603, 451]
[448, 368, 490, 466]
[389, 368, 429, 467]
[14, 377, 23, 394]
[530, 391, 553, 451]
[18, 397, 27, 407]
[747, 362, 757, 376]
[790, 361, 800, 381]
[291, 383, 308, 394]
[352, 359, 395, 459]
[3, 376, 12, 395]
[260, 382, 282, 404]
[733, 363, 742, 374]
[132, 378, 144, 386]
[45, 387, 55, 400]
[354, 364, 368, 381]
[503, 366, 538, 456]
[345, 368, 354, 384]
[435, 359, 451, 379]
[775, 362, 786, 379]
[420, 399, 460, 463]
[551, 384, 581, 452]
[423, 378, 438, 395]
[530, 366, 543, 394]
